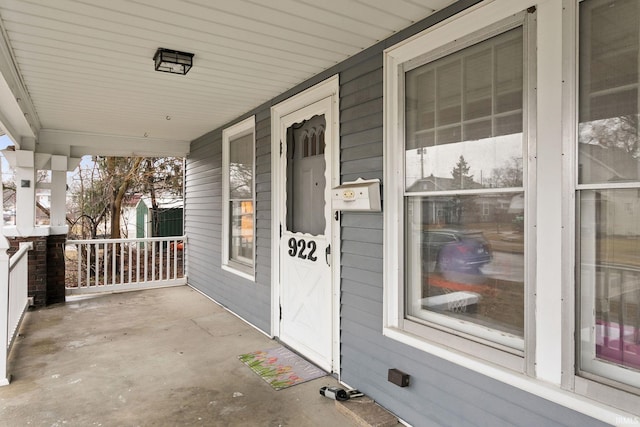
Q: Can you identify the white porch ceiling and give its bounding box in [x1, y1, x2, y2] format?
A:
[0, 0, 458, 158]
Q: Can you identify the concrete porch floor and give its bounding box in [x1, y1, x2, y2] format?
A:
[0, 286, 360, 426]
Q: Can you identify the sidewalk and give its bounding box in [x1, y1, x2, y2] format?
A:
[0, 286, 358, 426]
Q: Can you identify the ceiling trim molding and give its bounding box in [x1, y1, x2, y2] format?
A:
[0, 14, 40, 141]
[38, 129, 190, 158]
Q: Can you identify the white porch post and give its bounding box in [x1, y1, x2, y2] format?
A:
[12, 150, 36, 235]
[50, 155, 68, 232]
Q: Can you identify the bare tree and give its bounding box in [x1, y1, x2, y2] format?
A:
[487, 157, 523, 188]
[68, 156, 183, 239]
[103, 157, 144, 239]
[580, 114, 639, 157]
[141, 157, 183, 237]
[69, 159, 111, 239]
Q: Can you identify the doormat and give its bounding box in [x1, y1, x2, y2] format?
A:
[238, 346, 327, 390]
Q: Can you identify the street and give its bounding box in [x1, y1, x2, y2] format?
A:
[480, 251, 524, 283]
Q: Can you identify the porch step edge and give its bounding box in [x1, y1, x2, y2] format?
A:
[336, 396, 399, 427]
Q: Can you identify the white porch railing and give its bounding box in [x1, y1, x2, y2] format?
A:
[1, 241, 33, 386]
[66, 236, 186, 294]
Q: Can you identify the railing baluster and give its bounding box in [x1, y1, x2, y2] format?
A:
[95, 243, 99, 286]
[95, 242, 100, 287]
[152, 242, 156, 282]
[91, 243, 94, 287]
[120, 242, 124, 285]
[136, 241, 141, 284]
[76, 243, 81, 288]
[102, 242, 106, 286]
[109, 242, 114, 285]
[166, 241, 171, 280]
[85, 244, 90, 288]
[128, 242, 132, 284]
[173, 240, 178, 280]
[144, 241, 148, 283]
[159, 240, 163, 281]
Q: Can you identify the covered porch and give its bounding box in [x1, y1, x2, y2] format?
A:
[5, 1, 629, 426]
[0, 0, 460, 400]
[0, 285, 365, 426]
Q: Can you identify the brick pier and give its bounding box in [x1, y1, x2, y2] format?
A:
[8, 233, 67, 307]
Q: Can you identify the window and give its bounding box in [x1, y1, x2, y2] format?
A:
[286, 116, 326, 236]
[222, 116, 256, 279]
[385, 11, 533, 367]
[577, 0, 640, 391]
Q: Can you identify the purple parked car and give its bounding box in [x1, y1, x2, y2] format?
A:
[422, 229, 492, 272]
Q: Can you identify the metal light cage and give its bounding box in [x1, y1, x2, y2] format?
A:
[153, 48, 194, 75]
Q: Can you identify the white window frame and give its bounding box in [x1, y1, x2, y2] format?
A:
[383, 6, 537, 373]
[221, 116, 256, 281]
[563, 0, 640, 413]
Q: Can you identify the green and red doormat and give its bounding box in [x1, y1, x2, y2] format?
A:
[238, 346, 326, 390]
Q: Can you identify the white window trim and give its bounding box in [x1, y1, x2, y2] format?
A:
[384, 3, 536, 373]
[221, 116, 256, 281]
[562, 0, 640, 414]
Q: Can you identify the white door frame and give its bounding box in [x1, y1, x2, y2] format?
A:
[270, 75, 340, 375]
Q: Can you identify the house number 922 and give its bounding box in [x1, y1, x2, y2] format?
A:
[287, 238, 317, 261]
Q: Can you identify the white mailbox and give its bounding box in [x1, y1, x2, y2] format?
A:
[332, 178, 381, 212]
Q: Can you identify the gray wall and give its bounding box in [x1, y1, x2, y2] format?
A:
[185, 117, 271, 332]
[184, 1, 608, 425]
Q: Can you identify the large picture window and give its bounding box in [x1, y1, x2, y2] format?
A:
[385, 11, 533, 367]
[404, 25, 526, 351]
[222, 116, 256, 279]
[577, 0, 640, 390]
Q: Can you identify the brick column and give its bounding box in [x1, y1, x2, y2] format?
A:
[8, 236, 47, 307]
[46, 234, 66, 305]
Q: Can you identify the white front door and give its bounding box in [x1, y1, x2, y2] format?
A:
[272, 80, 339, 373]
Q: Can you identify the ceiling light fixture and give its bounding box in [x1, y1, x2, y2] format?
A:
[153, 48, 194, 75]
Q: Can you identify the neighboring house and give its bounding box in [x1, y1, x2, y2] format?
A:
[2, 188, 15, 225]
[184, 1, 640, 426]
[579, 144, 640, 237]
[120, 194, 142, 239]
[135, 197, 183, 238]
[3, 188, 49, 226]
[118, 194, 184, 239]
[34, 189, 49, 225]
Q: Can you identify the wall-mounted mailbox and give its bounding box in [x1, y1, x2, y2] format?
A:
[332, 178, 381, 212]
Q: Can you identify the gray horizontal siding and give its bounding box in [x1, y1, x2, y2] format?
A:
[185, 121, 271, 333]
[254, 114, 273, 287]
[335, 18, 607, 427]
[183, 0, 609, 425]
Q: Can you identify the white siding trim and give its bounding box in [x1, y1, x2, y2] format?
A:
[560, 0, 579, 391]
[534, 0, 564, 386]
